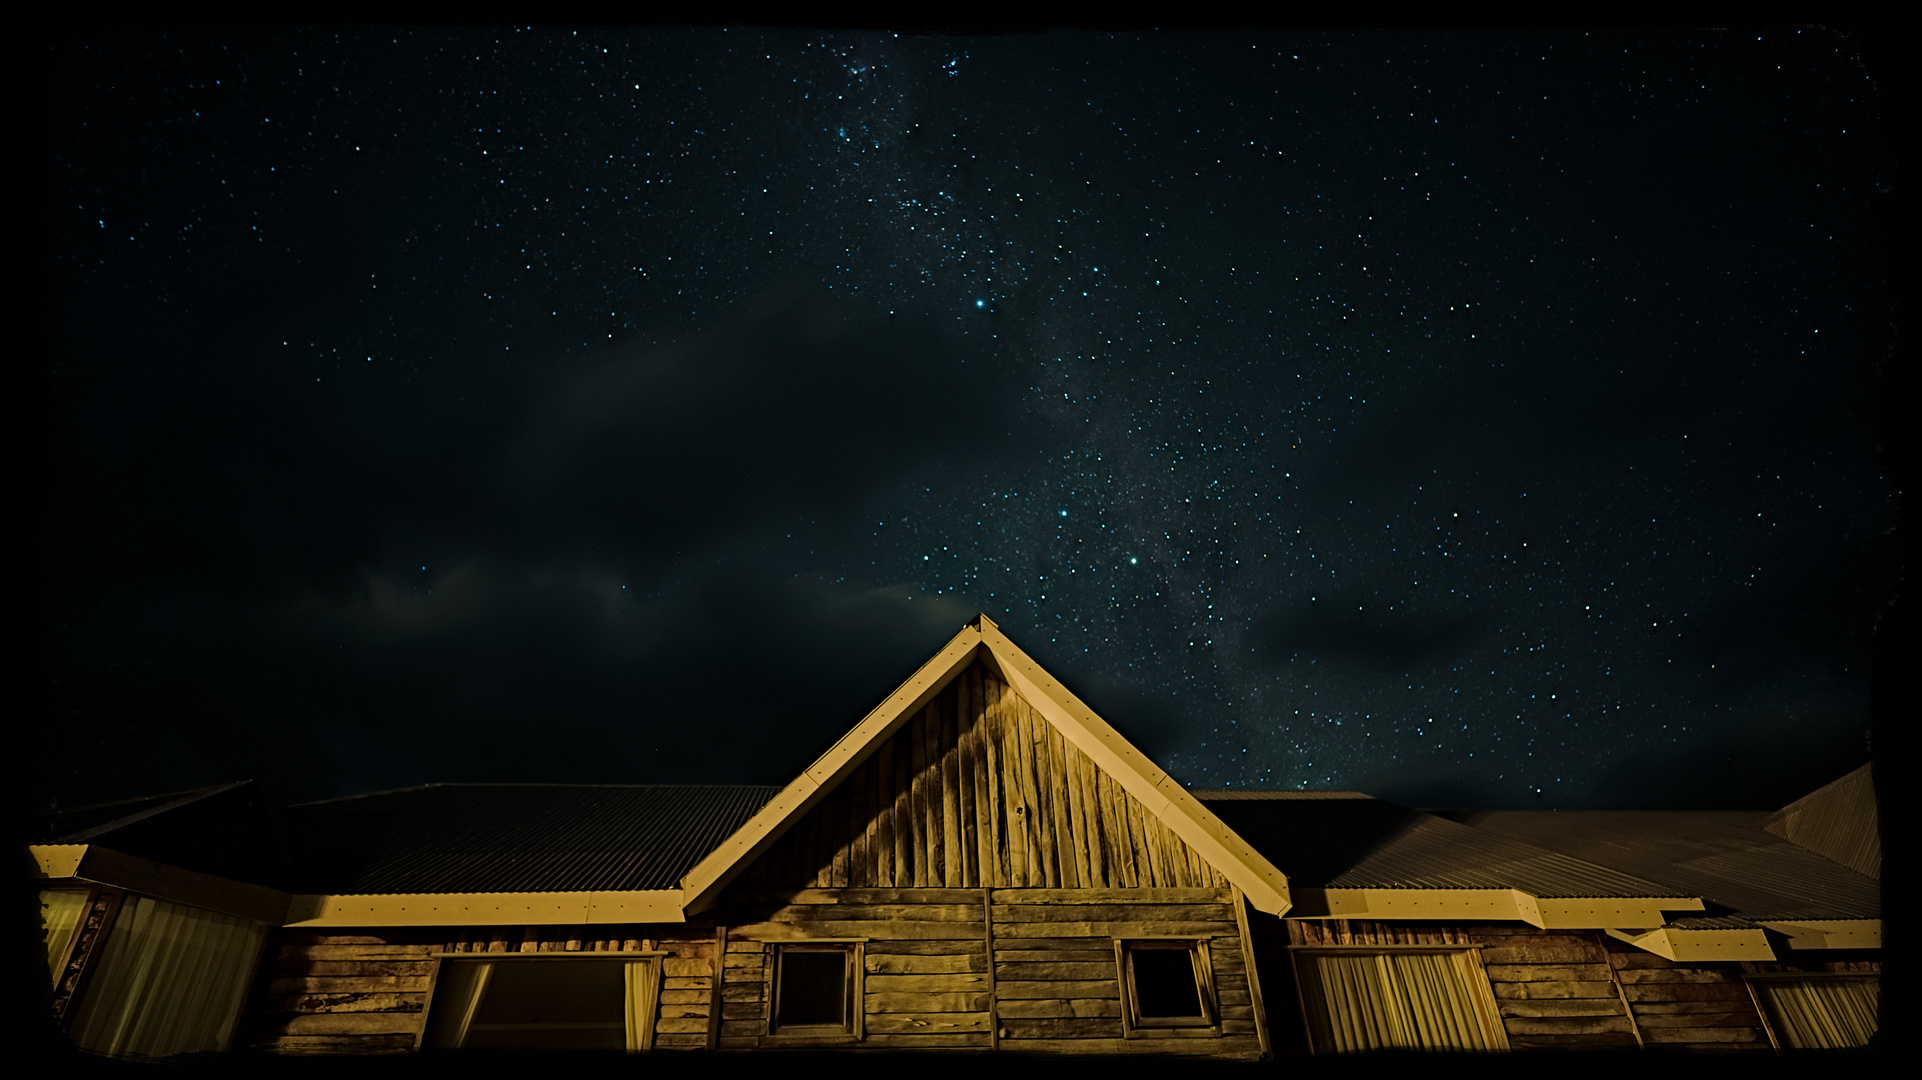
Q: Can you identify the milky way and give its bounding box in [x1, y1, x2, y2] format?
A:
[40, 28, 1899, 811]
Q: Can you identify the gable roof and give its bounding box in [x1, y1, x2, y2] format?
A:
[1761, 761, 1879, 879]
[679, 614, 1294, 915]
[285, 784, 781, 894]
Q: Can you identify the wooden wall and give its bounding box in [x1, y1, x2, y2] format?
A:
[245, 923, 716, 1054]
[1281, 919, 1850, 1053]
[714, 885, 1262, 1058]
[732, 660, 1228, 891]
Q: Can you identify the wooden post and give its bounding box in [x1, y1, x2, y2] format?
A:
[983, 887, 1000, 1051]
[1600, 932, 1645, 1049]
[706, 926, 728, 1051]
[1232, 886, 1273, 1061]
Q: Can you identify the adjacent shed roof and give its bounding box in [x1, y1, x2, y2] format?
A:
[1450, 810, 1880, 921]
[285, 784, 781, 894]
[1196, 792, 1692, 899]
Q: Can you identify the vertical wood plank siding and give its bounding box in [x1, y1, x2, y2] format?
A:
[734, 663, 1228, 891]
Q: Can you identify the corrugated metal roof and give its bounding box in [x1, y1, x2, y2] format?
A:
[1454, 811, 1880, 921]
[285, 784, 782, 894]
[1199, 795, 1691, 898]
[1761, 762, 1879, 879]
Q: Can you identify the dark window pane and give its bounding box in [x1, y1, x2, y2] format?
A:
[1131, 947, 1203, 1019]
[778, 950, 848, 1028]
[463, 960, 626, 1050]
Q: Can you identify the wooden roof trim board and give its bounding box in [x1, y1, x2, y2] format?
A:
[283, 889, 686, 927]
[1758, 919, 1882, 950]
[31, 844, 293, 926]
[678, 620, 990, 914]
[976, 618, 1293, 917]
[1606, 925, 1779, 962]
[1289, 886, 1705, 929]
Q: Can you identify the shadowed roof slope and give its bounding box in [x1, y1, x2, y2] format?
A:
[1195, 791, 1692, 899]
[286, 784, 782, 894]
[1452, 810, 1880, 922]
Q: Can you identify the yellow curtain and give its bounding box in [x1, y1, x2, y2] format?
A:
[625, 959, 662, 1052]
[1298, 950, 1506, 1053]
[1757, 978, 1879, 1049]
[420, 960, 495, 1048]
[39, 889, 92, 987]
[65, 896, 266, 1059]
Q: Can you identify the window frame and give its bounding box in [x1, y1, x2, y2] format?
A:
[1742, 971, 1881, 1051]
[762, 939, 867, 1045]
[1114, 936, 1221, 1037]
[1287, 944, 1509, 1054]
[416, 951, 671, 1053]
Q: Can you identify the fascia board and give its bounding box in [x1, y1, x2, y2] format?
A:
[1533, 896, 1704, 928]
[31, 844, 88, 880]
[284, 890, 686, 927]
[677, 626, 988, 915]
[1607, 925, 1777, 961]
[979, 625, 1291, 916]
[1758, 919, 1882, 950]
[41, 844, 293, 925]
[1288, 887, 1532, 921]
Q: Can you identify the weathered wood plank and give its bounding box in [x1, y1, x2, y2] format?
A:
[262, 1013, 421, 1036]
[1491, 980, 1621, 1000]
[993, 979, 1120, 1000]
[867, 992, 990, 1013]
[1502, 1015, 1636, 1036]
[1000, 1036, 1262, 1057]
[250, 1034, 416, 1053]
[863, 1032, 995, 1049]
[911, 706, 931, 888]
[864, 973, 991, 993]
[278, 945, 434, 961]
[720, 1001, 764, 1020]
[265, 993, 425, 1015]
[1632, 1000, 1769, 1015]
[751, 903, 985, 923]
[997, 998, 1122, 1019]
[943, 685, 965, 889]
[728, 921, 983, 940]
[867, 1012, 993, 1034]
[1622, 983, 1752, 1003]
[278, 961, 435, 978]
[661, 958, 710, 977]
[982, 673, 1011, 887]
[1480, 946, 1607, 965]
[1003, 1016, 1120, 1039]
[994, 949, 1115, 964]
[1498, 999, 1631, 1018]
[850, 744, 871, 889]
[655, 1017, 711, 1035]
[720, 984, 763, 1002]
[658, 1005, 710, 1020]
[994, 961, 1117, 981]
[1641, 1026, 1763, 1044]
[1507, 1033, 1641, 1050]
[957, 675, 981, 889]
[1050, 727, 1082, 889]
[867, 952, 985, 975]
[730, 888, 985, 905]
[992, 904, 1236, 923]
[867, 940, 987, 956]
[997, 888, 1234, 905]
[1484, 963, 1613, 982]
[267, 977, 430, 995]
[1634, 1011, 1762, 1028]
[1615, 967, 1741, 984]
[993, 921, 1239, 938]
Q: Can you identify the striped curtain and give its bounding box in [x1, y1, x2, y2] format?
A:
[624, 960, 662, 1051]
[1297, 950, 1508, 1053]
[65, 897, 266, 1058]
[39, 888, 92, 986]
[1755, 978, 1879, 1049]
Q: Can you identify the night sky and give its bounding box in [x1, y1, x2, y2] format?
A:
[35, 27, 1906, 818]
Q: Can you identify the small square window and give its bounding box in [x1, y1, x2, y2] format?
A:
[769, 942, 864, 1041]
[1117, 939, 1217, 1033]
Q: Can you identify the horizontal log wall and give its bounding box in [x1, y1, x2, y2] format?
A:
[1607, 937, 1771, 1051]
[717, 887, 1260, 1058]
[247, 924, 713, 1054]
[734, 662, 1228, 891]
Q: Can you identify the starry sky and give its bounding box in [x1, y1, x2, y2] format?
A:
[35, 26, 1905, 817]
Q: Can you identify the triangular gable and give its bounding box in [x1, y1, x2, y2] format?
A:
[680, 615, 1291, 915]
[1762, 762, 1880, 880]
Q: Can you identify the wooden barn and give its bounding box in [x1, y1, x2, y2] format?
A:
[32, 615, 1882, 1060]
